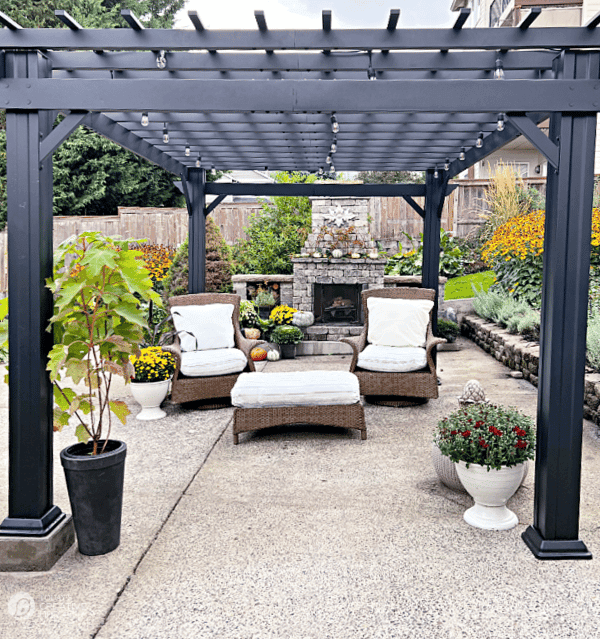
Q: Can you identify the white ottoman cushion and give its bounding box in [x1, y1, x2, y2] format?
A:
[357, 344, 428, 373]
[179, 348, 247, 377]
[231, 370, 360, 409]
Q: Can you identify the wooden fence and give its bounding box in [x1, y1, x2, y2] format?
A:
[0, 179, 549, 294]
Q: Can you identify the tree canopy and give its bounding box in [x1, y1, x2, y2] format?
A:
[357, 171, 425, 184]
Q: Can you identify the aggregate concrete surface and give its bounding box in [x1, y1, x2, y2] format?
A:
[1, 337, 599, 638]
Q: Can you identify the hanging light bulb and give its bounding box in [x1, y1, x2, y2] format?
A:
[476, 132, 484, 148]
[195, 156, 201, 168]
[331, 114, 340, 134]
[434, 167, 439, 179]
[211, 166, 216, 175]
[156, 50, 167, 69]
[459, 147, 466, 161]
[318, 167, 324, 176]
[497, 113, 505, 131]
[326, 155, 332, 164]
[444, 158, 450, 171]
[330, 140, 337, 154]
[162, 123, 169, 144]
[329, 164, 335, 173]
[494, 57, 505, 80]
[185, 146, 190, 157]
[141, 112, 149, 127]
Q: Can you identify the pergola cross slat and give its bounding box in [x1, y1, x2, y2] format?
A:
[0, 15, 597, 568]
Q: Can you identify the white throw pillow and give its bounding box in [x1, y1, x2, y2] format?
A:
[171, 304, 235, 352]
[367, 297, 434, 348]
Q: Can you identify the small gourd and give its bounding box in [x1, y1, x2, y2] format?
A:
[351, 252, 362, 259]
[244, 328, 261, 340]
[292, 311, 314, 328]
[332, 249, 343, 258]
[266, 349, 280, 361]
[250, 346, 268, 361]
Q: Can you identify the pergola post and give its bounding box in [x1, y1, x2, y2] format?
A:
[185, 168, 207, 294]
[0, 52, 74, 571]
[522, 51, 599, 560]
[422, 169, 445, 335]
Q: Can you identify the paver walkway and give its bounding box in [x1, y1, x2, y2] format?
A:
[1, 338, 600, 638]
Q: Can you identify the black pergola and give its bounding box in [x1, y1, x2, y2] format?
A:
[0, 7, 598, 566]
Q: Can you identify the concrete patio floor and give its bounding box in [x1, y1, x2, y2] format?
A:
[1, 337, 600, 638]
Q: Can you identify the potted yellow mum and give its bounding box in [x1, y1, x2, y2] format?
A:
[130, 347, 175, 420]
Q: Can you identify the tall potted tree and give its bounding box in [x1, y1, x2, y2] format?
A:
[48, 232, 161, 555]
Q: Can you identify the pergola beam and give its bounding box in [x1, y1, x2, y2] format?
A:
[2, 27, 600, 50]
[204, 183, 428, 197]
[2, 79, 597, 112]
[506, 113, 559, 168]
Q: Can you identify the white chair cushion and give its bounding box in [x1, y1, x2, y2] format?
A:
[367, 297, 434, 348]
[179, 348, 247, 377]
[231, 370, 360, 408]
[171, 304, 235, 352]
[357, 344, 428, 373]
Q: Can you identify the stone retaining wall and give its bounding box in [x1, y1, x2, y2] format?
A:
[462, 314, 600, 428]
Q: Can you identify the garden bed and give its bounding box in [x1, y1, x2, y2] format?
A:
[462, 315, 600, 429]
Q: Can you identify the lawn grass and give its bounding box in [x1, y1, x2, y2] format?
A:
[444, 270, 496, 300]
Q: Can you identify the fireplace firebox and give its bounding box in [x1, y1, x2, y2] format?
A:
[314, 283, 364, 324]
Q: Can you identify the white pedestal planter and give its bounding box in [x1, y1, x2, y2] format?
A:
[130, 379, 170, 420]
[455, 461, 525, 530]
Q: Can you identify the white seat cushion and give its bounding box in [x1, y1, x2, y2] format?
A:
[179, 348, 247, 377]
[357, 344, 428, 373]
[171, 304, 235, 352]
[367, 297, 434, 348]
[231, 370, 360, 408]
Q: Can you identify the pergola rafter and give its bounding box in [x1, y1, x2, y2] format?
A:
[0, 8, 598, 569]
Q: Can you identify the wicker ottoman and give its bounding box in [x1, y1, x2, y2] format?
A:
[230, 370, 366, 444]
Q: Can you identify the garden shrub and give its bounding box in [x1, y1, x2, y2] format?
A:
[472, 288, 540, 340]
[162, 217, 233, 300]
[385, 229, 466, 278]
[231, 172, 314, 275]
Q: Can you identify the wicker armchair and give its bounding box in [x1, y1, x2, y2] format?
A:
[340, 287, 445, 407]
[162, 293, 264, 408]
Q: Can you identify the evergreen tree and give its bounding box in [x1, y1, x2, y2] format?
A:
[357, 171, 425, 184]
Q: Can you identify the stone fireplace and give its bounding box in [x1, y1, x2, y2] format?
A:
[292, 197, 386, 341]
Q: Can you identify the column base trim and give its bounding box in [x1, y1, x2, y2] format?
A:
[522, 525, 592, 561]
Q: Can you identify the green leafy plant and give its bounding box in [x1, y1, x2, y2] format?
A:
[270, 325, 304, 345]
[239, 300, 260, 329]
[437, 318, 460, 342]
[254, 290, 276, 308]
[385, 229, 465, 278]
[472, 288, 540, 340]
[435, 403, 535, 471]
[47, 232, 161, 456]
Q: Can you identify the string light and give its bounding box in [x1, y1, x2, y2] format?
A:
[434, 167, 439, 179]
[367, 50, 377, 80]
[459, 147, 466, 161]
[494, 57, 505, 80]
[476, 132, 484, 148]
[497, 113, 505, 131]
[211, 166, 216, 175]
[444, 158, 450, 171]
[326, 155, 332, 164]
[195, 156, 201, 168]
[185, 146, 190, 157]
[330, 139, 337, 154]
[156, 50, 167, 69]
[331, 114, 340, 134]
[162, 123, 169, 144]
[318, 167, 324, 176]
[329, 164, 335, 173]
[141, 112, 149, 127]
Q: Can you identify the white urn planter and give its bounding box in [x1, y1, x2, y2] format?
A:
[455, 461, 525, 530]
[130, 379, 170, 420]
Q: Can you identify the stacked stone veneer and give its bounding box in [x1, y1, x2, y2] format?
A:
[462, 314, 600, 427]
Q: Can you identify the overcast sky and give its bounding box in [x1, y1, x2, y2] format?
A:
[175, 1, 457, 30]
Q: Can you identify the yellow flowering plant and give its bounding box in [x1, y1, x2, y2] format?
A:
[131, 347, 175, 383]
[270, 304, 298, 325]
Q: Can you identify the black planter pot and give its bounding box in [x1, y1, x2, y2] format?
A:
[280, 343, 297, 359]
[60, 440, 127, 556]
[258, 305, 273, 320]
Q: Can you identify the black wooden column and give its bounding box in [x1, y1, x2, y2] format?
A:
[522, 52, 599, 560]
[422, 169, 446, 336]
[185, 168, 207, 294]
[0, 52, 67, 537]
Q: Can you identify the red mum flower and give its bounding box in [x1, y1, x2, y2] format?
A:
[516, 439, 527, 449]
[475, 421, 484, 429]
[462, 430, 471, 438]
[451, 430, 458, 436]
[479, 438, 489, 448]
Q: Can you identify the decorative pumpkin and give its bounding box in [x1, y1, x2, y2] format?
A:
[266, 349, 280, 361]
[351, 252, 362, 259]
[292, 311, 314, 328]
[250, 346, 268, 361]
[312, 252, 322, 258]
[244, 328, 261, 340]
[332, 249, 343, 258]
